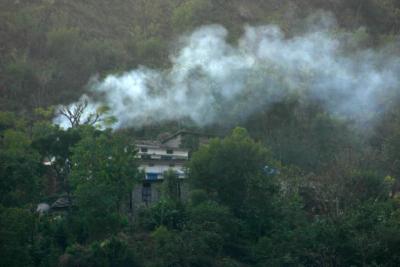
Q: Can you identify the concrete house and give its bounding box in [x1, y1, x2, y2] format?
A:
[132, 131, 213, 207]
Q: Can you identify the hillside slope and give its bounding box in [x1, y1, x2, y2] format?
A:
[1, 0, 399, 114]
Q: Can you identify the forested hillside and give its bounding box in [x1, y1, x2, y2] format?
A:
[1, 0, 399, 113]
[2, 0, 400, 266]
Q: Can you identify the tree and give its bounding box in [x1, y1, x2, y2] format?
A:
[245, 100, 357, 173]
[59, 235, 140, 267]
[32, 122, 82, 196]
[189, 127, 273, 214]
[0, 112, 42, 207]
[161, 169, 181, 202]
[56, 97, 116, 129]
[136, 199, 186, 231]
[69, 128, 140, 239]
[172, 0, 214, 33]
[383, 124, 400, 193]
[2, 56, 41, 112]
[0, 206, 36, 267]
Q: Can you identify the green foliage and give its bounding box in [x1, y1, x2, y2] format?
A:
[2, 56, 41, 111]
[31, 215, 69, 267]
[1, 0, 400, 114]
[60, 236, 140, 267]
[149, 226, 188, 266]
[133, 37, 168, 67]
[143, 200, 241, 266]
[0, 112, 18, 132]
[0, 117, 400, 266]
[344, 171, 392, 203]
[83, 39, 127, 74]
[1, 0, 400, 113]
[47, 27, 81, 60]
[187, 200, 239, 253]
[136, 199, 186, 231]
[161, 170, 181, 202]
[0, 206, 36, 267]
[246, 101, 357, 172]
[70, 129, 139, 239]
[172, 0, 214, 33]
[1, 2, 400, 266]
[189, 127, 272, 213]
[188, 189, 208, 206]
[0, 128, 42, 207]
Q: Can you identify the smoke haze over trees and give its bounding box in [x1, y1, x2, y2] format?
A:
[55, 15, 400, 129]
[2, 0, 400, 266]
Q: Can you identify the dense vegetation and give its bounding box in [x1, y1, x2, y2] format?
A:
[1, 0, 400, 114]
[2, 0, 400, 266]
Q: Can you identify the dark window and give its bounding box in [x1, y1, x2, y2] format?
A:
[169, 163, 175, 167]
[161, 155, 172, 160]
[141, 148, 148, 153]
[142, 183, 151, 204]
[146, 173, 158, 180]
[148, 163, 155, 167]
[141, 154, 151, 160]
[166, 149, 173, 154]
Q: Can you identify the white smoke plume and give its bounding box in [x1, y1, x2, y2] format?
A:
[54, 14, 400, 129]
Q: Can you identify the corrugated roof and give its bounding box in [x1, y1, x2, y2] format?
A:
[51, 196, 71, 209]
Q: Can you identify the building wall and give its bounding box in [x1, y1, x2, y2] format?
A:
[138, 147, 188, 158]
[132, 182, 162, 208]
[139, 164, 186, 177]
[132, 180, 190, 210]
[133, 138, 192, 210]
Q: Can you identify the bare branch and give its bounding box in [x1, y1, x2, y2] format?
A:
[57, 98, 109, 128]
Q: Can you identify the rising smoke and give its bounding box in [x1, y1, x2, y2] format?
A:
[54, 13, 400, 129]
